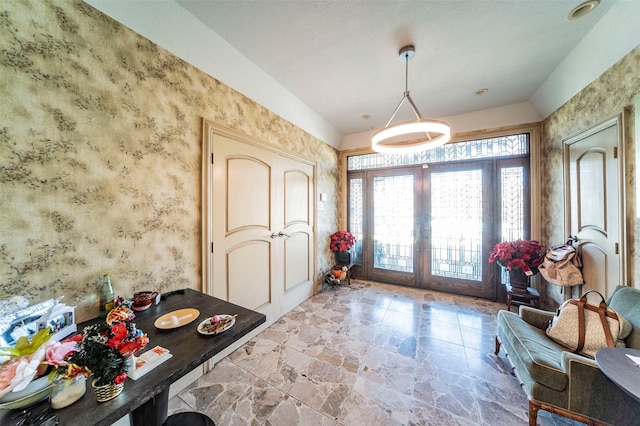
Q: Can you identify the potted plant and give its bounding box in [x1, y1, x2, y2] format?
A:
[329, 230, 356, 265]
[61, 306, 148, 401]
[489, 239, 545, 291]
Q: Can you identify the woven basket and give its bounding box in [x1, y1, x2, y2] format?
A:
[92, 379, 124, 402]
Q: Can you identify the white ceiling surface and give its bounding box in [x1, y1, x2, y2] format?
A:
[85, 1, 640, 149]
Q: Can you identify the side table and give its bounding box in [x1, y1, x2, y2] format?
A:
[595, 347, 640, 402]
[506, 284, 540, 311]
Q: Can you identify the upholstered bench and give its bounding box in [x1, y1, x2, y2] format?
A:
[496, 285, 640, 426]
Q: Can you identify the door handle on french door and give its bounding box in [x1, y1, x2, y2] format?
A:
[270, 232, 279, 239]
[278, 231, 290, 238]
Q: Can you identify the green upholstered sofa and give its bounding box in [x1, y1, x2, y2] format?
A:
[496, 285, 640, 426]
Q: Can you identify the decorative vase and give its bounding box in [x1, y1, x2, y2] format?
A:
[334, 249, 352, 265]
[508, 269, 530, 294]
[91, 378, 124, 402]
[51, 375, 86, 409]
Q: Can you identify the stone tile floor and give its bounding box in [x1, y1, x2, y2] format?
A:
[168, 280, 582, 425]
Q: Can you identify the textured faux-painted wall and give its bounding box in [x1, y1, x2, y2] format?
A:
[541, 45, 640, 305]
[0, 0, 339, 321]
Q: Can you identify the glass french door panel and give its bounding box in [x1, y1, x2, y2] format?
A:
[373, 175, 414, 273]
[430, 169, 483, 281]
[500, 166, 526, 283]
[349, 177, 364, 266]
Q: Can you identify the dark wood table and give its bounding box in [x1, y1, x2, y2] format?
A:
[595, 347, 640, 402]
[0, 289, 266, 426]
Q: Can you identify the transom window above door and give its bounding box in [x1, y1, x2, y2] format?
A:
[348, 133, 529, 170]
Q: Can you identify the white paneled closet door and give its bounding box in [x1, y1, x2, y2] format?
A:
[564, 111, 627, 299]
[203, 122, 315, 327]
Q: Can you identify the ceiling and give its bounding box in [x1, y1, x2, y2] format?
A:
[173, 0, 615, 136]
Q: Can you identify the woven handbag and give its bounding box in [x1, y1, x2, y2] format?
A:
[545, 290, 631, 358]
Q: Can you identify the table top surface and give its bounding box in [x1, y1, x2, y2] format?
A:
[1, 289, 266, 426]
[595, 347, 640, 402]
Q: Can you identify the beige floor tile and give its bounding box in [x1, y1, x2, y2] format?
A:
[168, 280, 583, 426]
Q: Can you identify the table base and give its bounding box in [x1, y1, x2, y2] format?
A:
[129, 387, 169, 426]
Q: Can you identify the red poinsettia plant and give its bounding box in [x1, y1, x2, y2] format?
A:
[489, 239, 545, 274]
[329, 230, 356, 252]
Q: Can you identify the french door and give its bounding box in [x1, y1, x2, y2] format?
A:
[365, 167, 421, 287]
[425, 162, 493, 298]
[350, 157, 529, 299]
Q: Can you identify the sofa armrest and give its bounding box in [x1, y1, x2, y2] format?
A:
[563, 351, 640, 425]
[561, 351, 597, 371]
[518, 305, 555, 330]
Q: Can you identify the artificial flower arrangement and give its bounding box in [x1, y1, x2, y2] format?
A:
[489, 239, 546, 275]
[329, 230, 356, 252]
[0, 306, 148, 398]
[60, 306, 148, 386]
[0, 327, 56, 398]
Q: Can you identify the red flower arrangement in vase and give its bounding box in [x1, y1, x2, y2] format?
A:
[329, 231, 356, 252]
[489, 239, 545, 275]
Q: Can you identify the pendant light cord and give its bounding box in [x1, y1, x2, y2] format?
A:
[383, 49, 423, 128]
[405, 50, 409, 94]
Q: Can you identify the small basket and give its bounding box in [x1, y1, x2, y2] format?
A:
[92, 379, 124, 402]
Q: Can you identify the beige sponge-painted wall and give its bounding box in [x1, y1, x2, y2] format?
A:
[0, 0, 339, 321]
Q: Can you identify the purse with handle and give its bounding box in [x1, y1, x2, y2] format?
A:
[538, 242, 584, 287]
[545, 290, 631, 358]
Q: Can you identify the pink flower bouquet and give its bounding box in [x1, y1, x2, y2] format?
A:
[0, 328, 73, 398]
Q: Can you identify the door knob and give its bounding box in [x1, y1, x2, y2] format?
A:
[270, 233, 279, 239]
[278, 231, 290, 238]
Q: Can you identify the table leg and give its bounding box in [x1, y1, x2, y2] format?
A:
[129, 387, 169, 426]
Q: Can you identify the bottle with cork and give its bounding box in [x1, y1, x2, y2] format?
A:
[99, 273, 115, 317]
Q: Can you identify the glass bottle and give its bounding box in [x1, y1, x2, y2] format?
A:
[99, 273, 115, 317]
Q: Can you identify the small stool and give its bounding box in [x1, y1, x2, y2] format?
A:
[164, 412, 215, 426]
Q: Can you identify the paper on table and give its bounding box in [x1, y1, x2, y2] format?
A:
[626, 354, 640, 366]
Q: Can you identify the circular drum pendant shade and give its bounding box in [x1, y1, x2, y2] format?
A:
[371, 119, 451, 153]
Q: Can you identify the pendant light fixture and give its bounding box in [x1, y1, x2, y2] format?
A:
[371, 45, 451, 153]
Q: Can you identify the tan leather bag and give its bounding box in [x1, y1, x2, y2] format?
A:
[538, 244, 584, 287]
[546, 290, 631, 358]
